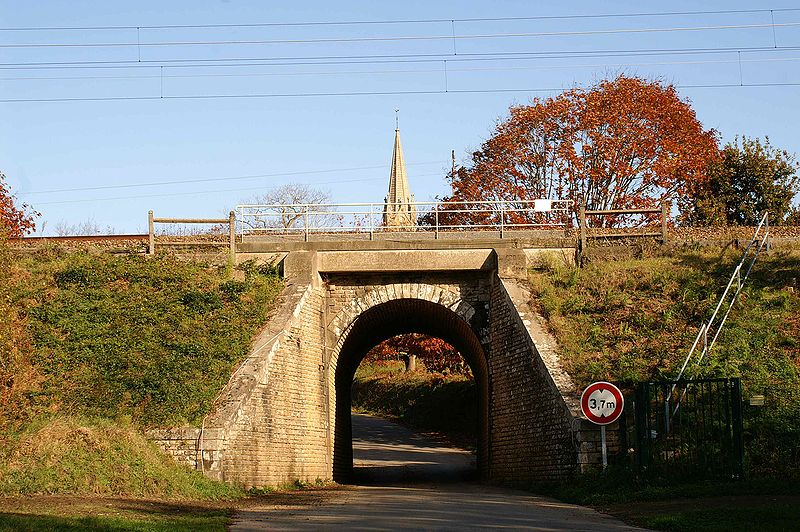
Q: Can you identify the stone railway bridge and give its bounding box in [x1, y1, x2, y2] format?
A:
[150, 236, 610, 487]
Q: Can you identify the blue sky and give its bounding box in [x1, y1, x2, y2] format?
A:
[1, 0, 799, 234]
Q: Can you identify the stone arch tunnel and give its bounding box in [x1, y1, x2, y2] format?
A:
[330, 297, 490, 482]
[148, 243, 603, 488]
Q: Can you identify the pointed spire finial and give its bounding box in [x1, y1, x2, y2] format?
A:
[395, 108, 399, 130]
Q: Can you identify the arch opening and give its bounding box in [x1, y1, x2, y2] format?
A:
[331, 298, 489, 484]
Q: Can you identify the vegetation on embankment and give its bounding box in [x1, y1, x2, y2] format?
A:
[529, 249, 800, 477]
[0, 416, 243, 499]
[0, 243, 282, 497]
[352, 361, 478, 449]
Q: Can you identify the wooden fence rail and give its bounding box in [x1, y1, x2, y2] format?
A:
[579, 201, 669, 253]
[148, 210, 236, 262]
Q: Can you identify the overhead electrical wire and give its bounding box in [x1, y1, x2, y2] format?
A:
[20, 161, 447, 195]
[33, 172, 447, 205]
[2, 21, 798, 48]
[2, 10, 797, 103]
[3, 44, 800, 71]
[3, 55, 800, 82]
[0, 7, 798, 31]
[2, 82, 799, 104]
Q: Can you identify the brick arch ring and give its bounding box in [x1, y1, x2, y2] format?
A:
[329, 283, 477, 352]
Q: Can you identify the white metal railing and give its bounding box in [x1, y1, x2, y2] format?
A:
[667, 212, 770, 425]
[236, 199, 573, 240]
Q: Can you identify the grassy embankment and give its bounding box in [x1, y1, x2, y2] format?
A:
[529, 249, 800, 530]
[352, 360, 477, 449]
[530, 249, 800, 478]
[542, 472, 800, 532]
[0, 243, 283, 528]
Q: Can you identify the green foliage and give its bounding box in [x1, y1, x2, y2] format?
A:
[538, 467, 798, 506]
[2, 250, 282, 427]
[682, 136, 800, 225]
[352, 362, 477, 449]
[537, 470, 800, 532]
[0, 416, 243, 500]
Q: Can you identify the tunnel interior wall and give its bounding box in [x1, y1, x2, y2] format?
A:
[323, 272, 494, 482]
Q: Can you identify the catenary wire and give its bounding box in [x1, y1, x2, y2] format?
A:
[19, 161, 447, 195]
[3, 55, 800, 82]
[0, 7, 797, 31]
[3, 44, 800, 70]
[33, 172, 447, 205]
[2, 81, 799, 104]
[2, 21, 798, 48]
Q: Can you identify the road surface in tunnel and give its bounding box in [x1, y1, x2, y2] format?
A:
[230, 413, 646, 531]
[350, 413, 476, 485]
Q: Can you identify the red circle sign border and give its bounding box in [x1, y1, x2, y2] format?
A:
[580, 381, 624, 425]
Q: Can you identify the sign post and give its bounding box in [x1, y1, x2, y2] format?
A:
[580, 381, 624, 469]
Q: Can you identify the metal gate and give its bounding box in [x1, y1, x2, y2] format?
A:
[633, 378, 744, 480]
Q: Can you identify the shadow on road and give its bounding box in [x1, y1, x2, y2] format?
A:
[229, 413, 645, 530]
[350, 413, 477, 486]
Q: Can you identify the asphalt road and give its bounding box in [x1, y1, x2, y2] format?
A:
[231, 413, 646, 531]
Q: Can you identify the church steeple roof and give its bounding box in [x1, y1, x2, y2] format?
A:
[383, 124, 417, 230]
[387, 128, 411, 205]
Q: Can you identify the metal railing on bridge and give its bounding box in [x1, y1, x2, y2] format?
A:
[236, 199, 573, 241]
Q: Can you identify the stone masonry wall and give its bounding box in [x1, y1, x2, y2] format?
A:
[215, 286, 329, 487]
[324, 271, 493, 341]
[487, 277, 582, 482]
[150, 280, 332, 488]
[147, 427, 201, 470]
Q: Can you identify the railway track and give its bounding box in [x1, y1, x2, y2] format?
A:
[9, 234, 148, 243]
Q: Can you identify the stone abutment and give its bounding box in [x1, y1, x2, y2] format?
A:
[149, 245, 607, 487]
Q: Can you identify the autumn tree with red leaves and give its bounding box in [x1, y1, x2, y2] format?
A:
[365, 334, 471, 376]
[437, 76, 719, 226]
[0, 171, 39, 238]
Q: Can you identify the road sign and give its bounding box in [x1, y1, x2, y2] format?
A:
[581, 381, 624, 425]
[581, 381, 624, 468]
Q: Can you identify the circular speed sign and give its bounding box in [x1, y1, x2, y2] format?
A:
[581, 382, 624, 425]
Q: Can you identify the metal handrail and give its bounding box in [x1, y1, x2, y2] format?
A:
[237, 199, 573, 240]
[668, 212, 770, 423]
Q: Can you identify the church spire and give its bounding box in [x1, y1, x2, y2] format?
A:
[383, 119, 417, 229]
[387, 128, 411, 205]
